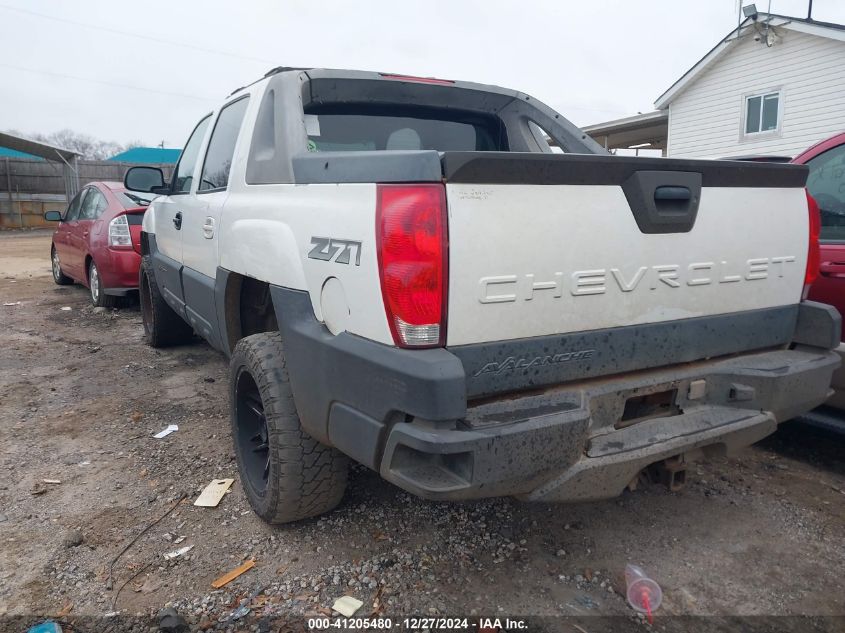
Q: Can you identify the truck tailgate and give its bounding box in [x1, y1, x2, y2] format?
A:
[442, 153, 809, 349]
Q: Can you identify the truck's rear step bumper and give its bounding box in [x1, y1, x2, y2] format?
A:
[380, 347, 839, 501]
[270, 287, 841, 502]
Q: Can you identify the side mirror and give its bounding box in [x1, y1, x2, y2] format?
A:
[44, 210, 63, 222]
[124, 166, 166, 194]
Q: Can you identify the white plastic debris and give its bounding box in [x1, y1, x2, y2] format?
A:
[332, 596, 363, 617]
[153, 424, 178, 439]
[60, 306, 72, 311]
[163, 545, 193, 560]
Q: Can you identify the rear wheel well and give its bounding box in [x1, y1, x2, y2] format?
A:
[224, 273, 279, 352]
[84, 254, 93, 281]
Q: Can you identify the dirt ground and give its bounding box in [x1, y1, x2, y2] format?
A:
[1, 230, 844, 633]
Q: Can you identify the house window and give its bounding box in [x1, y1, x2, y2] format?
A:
[744, 91, 780, 134]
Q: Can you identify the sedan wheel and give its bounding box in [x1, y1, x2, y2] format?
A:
[88, 260, 117, 308]
[89, 263, 100, 303]
[51, 246, 72, 286]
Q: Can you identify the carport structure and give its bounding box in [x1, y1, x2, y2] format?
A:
[582, 110, 668, 155]
[0, 131, 81, 200]
[0, 132, 81, 228]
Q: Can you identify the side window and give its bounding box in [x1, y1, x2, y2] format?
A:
[64, 190, 85, 221]
[172, 115, 212, 194]
[199, 97, 250, 192]
[744, 91, 780, 135]
[806, 143, 845, 242]
[79, 189, 107, 220]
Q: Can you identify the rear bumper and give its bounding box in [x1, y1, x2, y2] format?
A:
[388, 347, 837, 501]
[270, 288, 841, 502]
[96, 248, 141, 292]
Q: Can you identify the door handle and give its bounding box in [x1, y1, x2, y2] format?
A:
[202, 217, 215, 239]
[173, 212, 182, 230]
[820, 261, 845, 277]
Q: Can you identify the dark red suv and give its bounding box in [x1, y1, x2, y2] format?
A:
[45, 182, 151, 307]
[794, 132, 845, 415]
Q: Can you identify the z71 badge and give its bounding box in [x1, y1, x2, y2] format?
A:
[308, 237, 362, 266]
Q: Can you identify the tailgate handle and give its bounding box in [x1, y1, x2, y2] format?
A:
[622, 171, 702, 234]
[654, 186, 691, 202]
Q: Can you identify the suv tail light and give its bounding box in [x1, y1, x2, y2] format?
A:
[108, 214, 132, 249]
[376, 184, 448, 348]
[805, 190, 821, 293]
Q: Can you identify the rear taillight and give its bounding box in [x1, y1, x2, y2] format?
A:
[108, 214, 132, 249]
[805, 190, 821, 291]
[376, 184, 448, 348]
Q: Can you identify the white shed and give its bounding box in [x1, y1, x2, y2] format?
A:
[657, 13, 845, 159]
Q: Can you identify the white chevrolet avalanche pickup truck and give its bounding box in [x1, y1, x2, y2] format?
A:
[125, 67, 840, 524]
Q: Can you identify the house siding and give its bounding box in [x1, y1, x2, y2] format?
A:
[667, 29, 845, 159]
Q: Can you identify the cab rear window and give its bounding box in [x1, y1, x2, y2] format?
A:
[303, 107, 507, 152]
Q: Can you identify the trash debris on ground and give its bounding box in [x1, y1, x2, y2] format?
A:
[30, 482, 48, 495]
[158, 607, 189, 633]
[26, 621, 62, 633]
[153, 424, 178, 439]
[211, 558, 255, 589]
[3, 301, 20, 306]
[173, 535, 186, 544]
[625, 563, 662, 624]
[43, 479, 61, 485]
[332, 595, 364, 617]
[164, 545, 194, 560]
[194, 478, 234, 507]
[60, 306, 71, 311]
[225, 585, 265, 622]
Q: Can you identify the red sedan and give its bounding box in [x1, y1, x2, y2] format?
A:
[44, 181, 151, 307]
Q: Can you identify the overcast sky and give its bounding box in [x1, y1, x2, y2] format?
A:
[1, 0, 844, 149]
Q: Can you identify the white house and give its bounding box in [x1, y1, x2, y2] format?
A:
[585, 12, 845, 159]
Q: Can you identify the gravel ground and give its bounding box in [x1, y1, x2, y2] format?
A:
[1, 230, 844, 633]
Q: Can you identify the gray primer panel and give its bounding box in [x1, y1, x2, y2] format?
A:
[451, 305, 800, 399]
[181, 266, 222, 351]
[147, 233, 186, 319]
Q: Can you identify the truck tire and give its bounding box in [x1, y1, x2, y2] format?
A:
[230, 332, 348, 523]
[139, 255, 193, 347]
[88, 260, 118, 309]
[51, 245, 73, 286]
